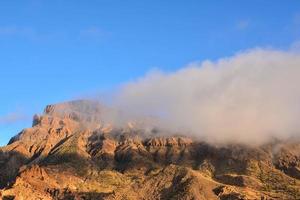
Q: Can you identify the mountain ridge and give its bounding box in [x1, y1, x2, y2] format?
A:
[1, 100, 300, 199]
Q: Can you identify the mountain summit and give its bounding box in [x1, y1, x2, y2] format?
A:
[1, 100, 300, 199]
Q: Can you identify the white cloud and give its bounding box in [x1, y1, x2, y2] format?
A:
[290, 40, 300, 52]
[112, 48, 300, 145]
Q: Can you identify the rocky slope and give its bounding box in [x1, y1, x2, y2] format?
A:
[1, 100, 300, 200]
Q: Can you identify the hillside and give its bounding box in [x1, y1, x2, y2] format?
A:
[1, 100, 300, 200]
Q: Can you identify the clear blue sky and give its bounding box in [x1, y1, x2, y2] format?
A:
[0, 0, 300, 145]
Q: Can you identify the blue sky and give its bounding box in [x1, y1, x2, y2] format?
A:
[0, 0, 300, 146]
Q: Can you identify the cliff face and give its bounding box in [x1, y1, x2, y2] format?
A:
[1, 100, 300, 200]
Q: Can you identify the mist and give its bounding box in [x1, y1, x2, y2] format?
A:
[108, 48, 300, 145]
[0, 111, 28, 125]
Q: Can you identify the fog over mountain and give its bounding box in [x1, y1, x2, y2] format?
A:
[107, 48, 300, 145]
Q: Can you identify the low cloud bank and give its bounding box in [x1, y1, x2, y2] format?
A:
[111, 49, 300, 145]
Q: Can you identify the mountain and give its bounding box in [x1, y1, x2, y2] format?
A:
[1, 100, 300, 200]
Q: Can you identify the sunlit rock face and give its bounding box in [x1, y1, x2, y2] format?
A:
[1, 100, 300, 200]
